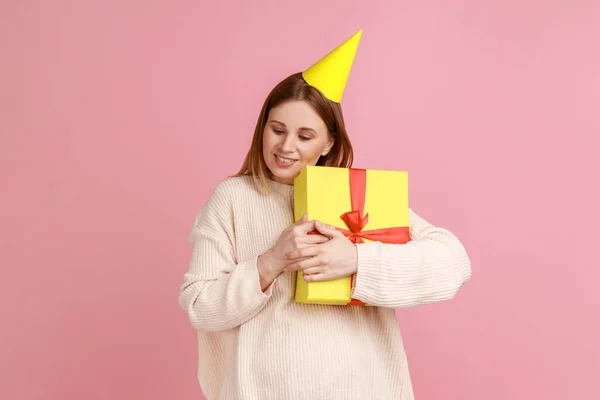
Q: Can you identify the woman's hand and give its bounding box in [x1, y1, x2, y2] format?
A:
[284, 221, 358, 282]
[257, 215, 329, 291]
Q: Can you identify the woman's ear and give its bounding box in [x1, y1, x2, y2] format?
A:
[321, 137, 334, 156]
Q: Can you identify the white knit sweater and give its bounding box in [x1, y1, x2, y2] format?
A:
[179, 175, 471, 400]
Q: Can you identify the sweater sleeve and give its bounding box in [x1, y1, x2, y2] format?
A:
[178, 182, 274, 332]
[351, 209, 471, 308]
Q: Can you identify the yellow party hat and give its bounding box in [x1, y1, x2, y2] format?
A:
[302, 30, 363, 103]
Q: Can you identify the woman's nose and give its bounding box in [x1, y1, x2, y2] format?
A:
[280, 134, 295, 152]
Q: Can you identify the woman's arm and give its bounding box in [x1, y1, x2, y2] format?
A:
[178, 183, 276, 333]
[351, 209, 472, 308]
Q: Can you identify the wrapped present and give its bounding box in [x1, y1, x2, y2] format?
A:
[293, 165, 411, 305]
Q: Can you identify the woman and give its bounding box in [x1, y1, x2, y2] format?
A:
[179, 32, 471, 400]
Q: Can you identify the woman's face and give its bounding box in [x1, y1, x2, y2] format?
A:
[262, 100, 333, 185]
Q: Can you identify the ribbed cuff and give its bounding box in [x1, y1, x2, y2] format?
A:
[351, 243, 381, 303]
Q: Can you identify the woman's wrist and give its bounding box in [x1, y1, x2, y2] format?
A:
[257, 249, 279, 292]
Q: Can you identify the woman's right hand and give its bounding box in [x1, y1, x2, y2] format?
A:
[257, 215, 329, 291]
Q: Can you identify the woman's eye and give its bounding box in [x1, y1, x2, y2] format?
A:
[299, 136, 311, 141]
[274, 129, 285, 134]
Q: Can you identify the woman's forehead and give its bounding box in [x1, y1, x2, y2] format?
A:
[268, 100, 326, 131]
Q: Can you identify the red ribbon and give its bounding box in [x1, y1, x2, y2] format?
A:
[337, 169, 410, 306]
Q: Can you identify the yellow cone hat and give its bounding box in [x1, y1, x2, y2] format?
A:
[302, 30, 362, 103]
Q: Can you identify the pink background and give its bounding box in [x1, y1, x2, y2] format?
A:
[1, 1, 599, 399]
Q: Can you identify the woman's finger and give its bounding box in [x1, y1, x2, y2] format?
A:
[302, 266, 326, 276]
[314, 221, 345, 238]
[285, 256, 321, 271]
[302, 272, 330, 282]
[292, 219, 318, 235]
[304, 234, 329, 244]
[286, 244, 320, 261]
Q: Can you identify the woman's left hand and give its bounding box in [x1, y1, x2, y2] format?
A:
[284, 221, 358, 282]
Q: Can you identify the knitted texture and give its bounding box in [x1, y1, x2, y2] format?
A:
[179, 175, 471, 400]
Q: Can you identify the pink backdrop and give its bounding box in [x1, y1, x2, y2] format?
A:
[2, 1, 599, 399]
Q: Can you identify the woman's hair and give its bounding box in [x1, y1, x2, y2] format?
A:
[235, 72, 354, 190]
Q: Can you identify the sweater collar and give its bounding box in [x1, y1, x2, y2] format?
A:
[267, 178, 294, 197]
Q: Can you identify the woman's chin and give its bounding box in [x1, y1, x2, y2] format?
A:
[268, 168, 300, 185]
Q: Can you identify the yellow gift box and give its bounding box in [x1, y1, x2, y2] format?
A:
[293, 165, 410, 306]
